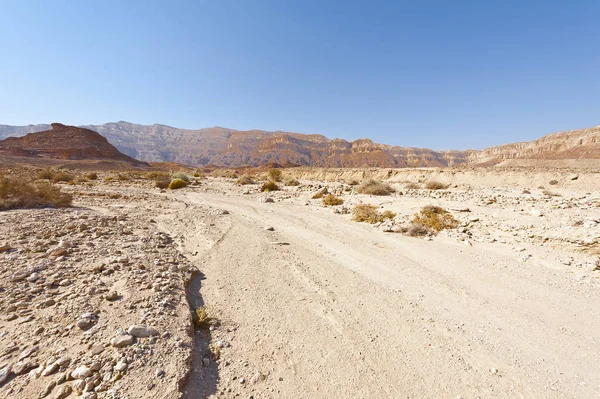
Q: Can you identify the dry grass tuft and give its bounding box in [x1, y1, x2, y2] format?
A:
[52, 171, 75, 183]
[268, 169, 283, 182]
[424, 181, 449, 190]
[357, 179, 395, 196]
[237, 174, 256, 185]
[322, 194, 344, 206]
[261, 180, 280, 192]
[284, 177, 300, 186]
[405, 182, 420, 189]
[37, 169, 54, 180]
[0, 174, 72, 210]
[168, 179, 187, 190]
[412, 205, 458, 233]
[352, 204, 396, 224]
[172, 172, 191, 183]
[312, 187, 328, 199]
[117, 173, 130, 181]
[155, 179, 170, 189]
[85, 172, 98, 180]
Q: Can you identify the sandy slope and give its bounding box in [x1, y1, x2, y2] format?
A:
[161, 182, 600, 399]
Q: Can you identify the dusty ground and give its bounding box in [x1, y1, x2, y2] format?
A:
[1, 168, 599, 399]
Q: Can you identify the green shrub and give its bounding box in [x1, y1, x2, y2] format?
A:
[412, 206, 458, 233]
[322, 194, 344, 206]
[261, 180, 280, 192]
[168, 179, 187, 190]
[172, 172, 191, 183]
[357, 179, 395, 195]
[424, 181, 449, 190]
[268, 169, 283, 182]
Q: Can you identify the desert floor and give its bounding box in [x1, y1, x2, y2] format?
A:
[1, 168, 599, 399]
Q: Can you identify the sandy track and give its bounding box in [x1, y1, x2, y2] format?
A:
[165, 188, 600, 399]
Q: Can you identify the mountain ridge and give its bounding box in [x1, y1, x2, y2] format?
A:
[0, 122, 598, 168]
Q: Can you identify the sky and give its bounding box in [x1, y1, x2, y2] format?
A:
[1, 1, 599, 150]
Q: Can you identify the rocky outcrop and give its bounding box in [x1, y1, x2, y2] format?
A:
[468, 126, 600, 165]
[0, 123, 147, 166]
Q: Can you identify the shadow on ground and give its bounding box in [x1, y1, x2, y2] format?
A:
[182, 270, 219, 399]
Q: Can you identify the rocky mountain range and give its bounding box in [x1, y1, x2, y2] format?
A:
[0, 123, 146, 166]
[0, 121, 599, 167]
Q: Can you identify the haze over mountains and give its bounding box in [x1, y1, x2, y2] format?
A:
[0, 121, 599, 167]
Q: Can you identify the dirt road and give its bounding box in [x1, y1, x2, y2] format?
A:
[165, 186, 600, 399]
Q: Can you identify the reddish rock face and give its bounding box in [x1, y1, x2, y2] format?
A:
[0, 123, 146, 165]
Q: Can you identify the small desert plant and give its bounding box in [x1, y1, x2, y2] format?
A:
[195, 306, 212, 329]
[284, 177, 300, 186]
[52, 171, 75, 183]
[104, 176, 114, 181]
[357, 179, 395, 196]
[172, 172, 191, 183]
[117, 173, 130, 181]
[155, 179, 170, 189]
[168, 178, 187, 190]
[146, 171, 167, 179]
[312, 187, 328, 199]
[237, 174, 256, 185]
[0, 176, 72, 210]
[261, 180, 280, 192]
[352, 204, 396, 224]
[85, 172, 98, 180]
[193, 171, 204, 178]
[403, 223, 432, 237]
[347, 179, 360, 186]
[405, 182, 420, 189]
[412, 206, 458, 233]
[322, 194, 344, 206]
[424, 181, 449, 190]
[37, 169, 54, 180]
[549, 180, 558, 186]
[268, 168, 283, 182]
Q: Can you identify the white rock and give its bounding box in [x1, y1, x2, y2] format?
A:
[72, 365, 93, 379]
[127, 324, 159, 338]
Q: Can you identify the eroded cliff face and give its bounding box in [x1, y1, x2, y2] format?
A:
[0, 123, 146, 165]
[468, 126, 600, 164]
[1, 121, 599, 168]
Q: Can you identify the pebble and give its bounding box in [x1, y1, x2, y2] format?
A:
[127, 324, 159, 338]
[110, 334, 134, 348]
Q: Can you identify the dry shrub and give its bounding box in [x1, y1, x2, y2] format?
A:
[237, 174, 256, 185]
[352, 204, 396, 224]
[268, 169, 282, 182]
[212, 169, 238, 179]
[284, 177, 300, 186]
[347, 179, 359, 186]
[0, 175, 72, 210]
[104, 176, 114, 181]
[412, 206, 458, 233]
[549, 180, 558, 186]
[312, 187, 328, 199]
[195, 306, 211, 329]
[146, 171, 167, 179]
[424, 181, 449, 190]
[168, 178, 187, 190]
[117, 173, 130, 181]
[357, 179, 395, 196]
[85, 172, 98, 180]
[155, 179, 170, 189]
[37, 169, 54, 180]
[193, 171, 204, 178]
[52, 171, 74, 183]
[403, 223, 432, 237]
[322, 194, 344, 206]
[261, 180, 280, 192]
[405, 182, 420, 189]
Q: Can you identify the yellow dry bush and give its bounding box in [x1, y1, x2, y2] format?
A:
[412, 206, 458, 233]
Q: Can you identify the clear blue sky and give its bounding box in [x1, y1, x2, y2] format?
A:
[1, 1, 599, 150]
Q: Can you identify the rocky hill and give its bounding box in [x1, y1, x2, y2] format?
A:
[0, 123, 146, 165]
[467, 125, 600, 164]
[0, 121, 599, 167]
